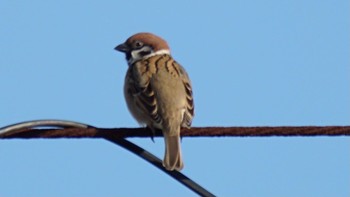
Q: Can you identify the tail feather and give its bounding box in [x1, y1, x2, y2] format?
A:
[163, 134, 183, 171]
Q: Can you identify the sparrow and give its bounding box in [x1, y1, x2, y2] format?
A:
[115, 32, 194, 171]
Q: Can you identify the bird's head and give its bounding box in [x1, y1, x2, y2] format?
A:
[115, 32, 171, 65]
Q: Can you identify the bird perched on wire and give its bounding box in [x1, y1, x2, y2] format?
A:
[115, 32, 194, 171]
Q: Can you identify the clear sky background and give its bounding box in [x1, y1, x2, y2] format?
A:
[0, 0, 349, 196]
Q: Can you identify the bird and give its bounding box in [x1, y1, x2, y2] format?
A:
[114, 32, 194, 171]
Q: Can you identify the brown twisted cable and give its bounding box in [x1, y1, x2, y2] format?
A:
[1, 126, 349, 139]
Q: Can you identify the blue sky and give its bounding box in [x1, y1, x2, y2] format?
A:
[0, 0, 349, 196]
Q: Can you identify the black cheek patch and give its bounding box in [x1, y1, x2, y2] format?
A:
[139, 51, 152, 57]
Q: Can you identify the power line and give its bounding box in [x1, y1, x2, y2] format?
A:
[0, 120, 216, 197]
[1, 120, 349, 197]
[1, 120, 349, 139]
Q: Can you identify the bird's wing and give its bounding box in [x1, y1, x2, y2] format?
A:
[175, 62, 194, 128]
[127, 58, 162, 127]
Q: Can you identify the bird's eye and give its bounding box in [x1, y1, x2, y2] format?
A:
[134, 41, 143, 48]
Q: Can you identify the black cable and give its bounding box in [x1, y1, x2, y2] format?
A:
[0, 120, 216, 197]
[105, 135, 216, 197]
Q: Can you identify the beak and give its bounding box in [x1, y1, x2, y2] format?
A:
[114, 43, 129, 53]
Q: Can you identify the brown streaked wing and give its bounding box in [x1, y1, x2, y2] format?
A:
[130, 57, 163, 126]
[173, 61, 194, 128]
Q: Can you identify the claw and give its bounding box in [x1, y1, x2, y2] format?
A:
[146, 126, 155, 142]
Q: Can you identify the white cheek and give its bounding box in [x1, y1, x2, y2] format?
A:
[131, 50, 143, 60]
[129, 46, 153, 64]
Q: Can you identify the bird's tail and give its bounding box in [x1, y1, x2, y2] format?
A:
[163, 133, 183, 171]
